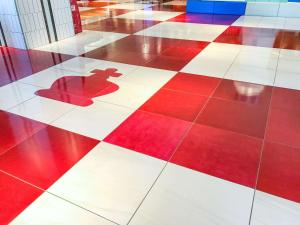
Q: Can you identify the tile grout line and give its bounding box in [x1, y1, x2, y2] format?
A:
[46, 191, 121, 225]
[125, 57, 224, 224]
[0, 169, 120, 225]
[247, 45, 281, 225]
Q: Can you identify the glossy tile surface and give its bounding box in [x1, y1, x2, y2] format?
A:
[2, 1, 300, 224]
[215, 26, 300, 50]
[0, 47, 74, 87]
[0, 110, 45, 155]
[115, 10, 183, 21]
[0, 171, 43, 225]
[105, 110, 191, 160]
[162, 72, 221, 96]
[257, 142, 300, 203]
[136, 22, 228, 41]
[83, 35, 208, 70]
[0, 125, 99, 189]
[36, 30, 128, 56]
[140, 88, 208, 121]
[266, 87, 300, 148]
[171, 124, 262, 188]
[83, 18, 160, 34]
[196, 96, 270, 138]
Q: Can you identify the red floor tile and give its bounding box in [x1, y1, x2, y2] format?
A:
[104, 110, 192, 160]
[257, 142, 300, 203]
[0, 111, 46, 156]
[214, 26, 280, 49]
[140, 88, 208, 121]
[271, 87, 300, 112]
[0, 47, 74, 87]
[213, 79, 273, 105]
[266, 87, 300, 148]
[150, 4, 186, 12]
[0, 172, 43, 225]
[145, 40, 208, 70]
[89, 50, 157, 66]
[266, 106, 300, 149]
[86, 35, 181, 55]
[163, 72, 220, 96]
[106, 9, 133, 17]
[146, 55, 194, 71]
[83, 36, 207, 70]
[196, 98, 270, 138]
[0, 125, 100, 189]
[83, 18, 160, 34]
[78, 1, 116, 7]
[169, 13, 240, 25]
[171, 124, 262, 188]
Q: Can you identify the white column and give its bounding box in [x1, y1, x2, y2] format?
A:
[0, 0, 27, 48]
[0, 0, 75, 49]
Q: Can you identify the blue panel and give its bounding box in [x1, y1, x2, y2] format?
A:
[186, 0, 247, 15]
[288, 0, 300, 2]
[213, 1, 247, 15]
[187, 0, 214, 14]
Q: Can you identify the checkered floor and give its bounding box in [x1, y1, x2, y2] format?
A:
[1, 0, 300, 224]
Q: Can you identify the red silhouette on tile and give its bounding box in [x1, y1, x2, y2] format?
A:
[35, 68, 122, 106]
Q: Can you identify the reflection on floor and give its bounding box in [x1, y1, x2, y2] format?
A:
[1, 0, 300, 225]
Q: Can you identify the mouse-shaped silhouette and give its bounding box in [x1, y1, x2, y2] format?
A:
[35, 68, 122, 106]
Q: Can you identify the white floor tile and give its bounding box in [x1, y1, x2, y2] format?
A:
[0, 82, 39, 110]
[181, 45, 240, 78]
[51, 101, 134, 140]
[19, 67, 83, 88]
[240, 45, 280, 56]
[250, 191, 300, 225]
[115, 10, 182, 21]
[233, 16, 262, 27]
[257, 17, 285, 29]
[10, 192, 114, 225]
[129, 163, 254, 225]
[284, 18, 300, 31]
[204, 42, 242, 55]
[89, 60, 139, 76]
[54, 57, 108, 73]
[95, 81, 157, 109]
[225, 63, 276, 85]
[36, 31, 128, 56]
[277, 55, 300, 74]
[7, 96, 75, 124]
[280, 49, 300, 58]
[54, 57, 139, 75]
[275, 71, 300, 90]
[48, 142, 165, 225]
[118, 66, 176, 89]
[135, 22, 228, 42]
[235, 46, 279, 70]
[103, 3, 152, 10]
